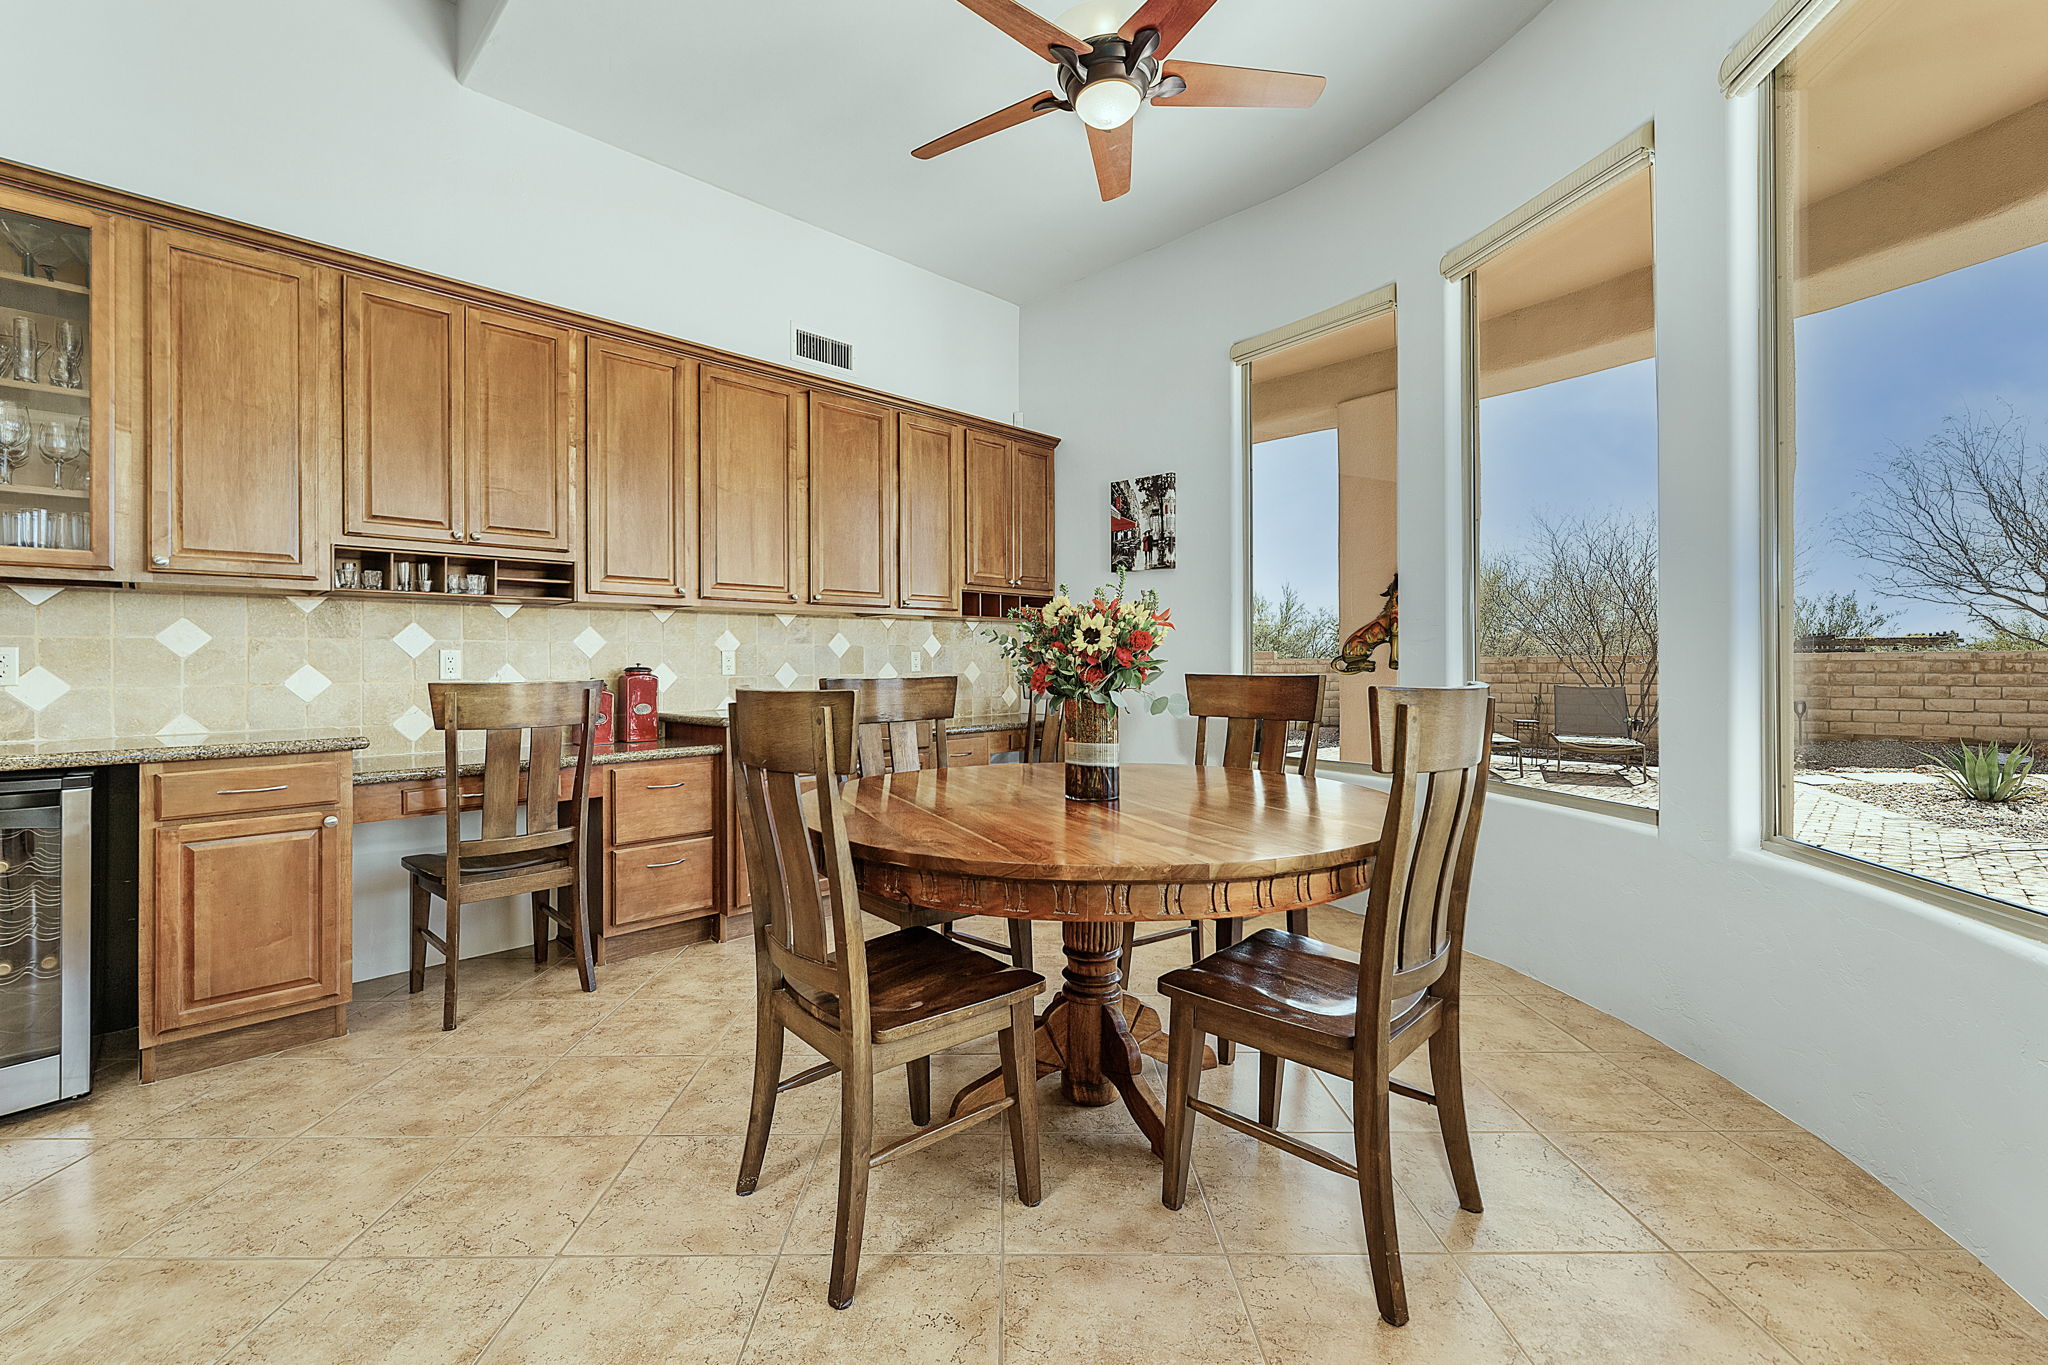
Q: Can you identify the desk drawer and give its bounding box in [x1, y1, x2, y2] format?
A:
[937, 733, 995, 766]
[394, 767, 574, 817]
[608, 834, 716, 929]
[155, 757, 345, 820]
[607, 758, 715, 845]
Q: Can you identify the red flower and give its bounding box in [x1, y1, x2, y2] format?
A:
[1115, 647, 1134, 667]
[1129, 629, 1155, 650]
[1029, 663, 1052, 692]
[1082, 665, 1105, 685]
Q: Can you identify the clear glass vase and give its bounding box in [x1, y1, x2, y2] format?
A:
[1062, 696, 1120, 801]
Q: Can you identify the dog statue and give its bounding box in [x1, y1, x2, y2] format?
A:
[1331, 576, 1398, 674]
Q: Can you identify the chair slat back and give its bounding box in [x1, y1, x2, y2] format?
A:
[731, 690, 868, 1025]
[819, 676, 959, 777]
[429, 681, 598, 879]
[1186, 673, 1325, 776]
[1358, 684, 1493, 1012]
[1021, 690, 1064, 762]
[1552, 684, 1630, 740]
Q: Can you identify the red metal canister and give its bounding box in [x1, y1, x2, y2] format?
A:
[619, 664, 659, 743]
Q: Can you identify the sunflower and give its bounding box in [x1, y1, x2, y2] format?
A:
[1073, 612, 1110, 654]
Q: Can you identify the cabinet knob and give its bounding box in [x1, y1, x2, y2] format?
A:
[321, 815, 339, 827]
[450, 530, 463, 541]
[467, 531, 482, 542]
[151, 555, 168, 567]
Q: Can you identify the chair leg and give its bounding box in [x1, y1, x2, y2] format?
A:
[1187, 918, 1205, 965]
[999, 997, 1041, 1206]
[829, 1051, 876, 1310]
[735, 1003, 785, 1196]
[566, 879, 597, 993]
[407, 881, 429, 994]
[1006, 918, 1034, 973]
[1353, 1059, 1408, 1326]
[1161, 998, 1204, 1210]
[1117, 923, 1138, 992]
[1429, 1009, 1483, 1213]
[1258, 1050, 1284, 1128]
[906, 1056, 932, 1128]
[1284, 906, 1309, 938]
[440, 900, 461, 1031]
[1212, 918, 1240, 1065]
[531, 892, 550, 966]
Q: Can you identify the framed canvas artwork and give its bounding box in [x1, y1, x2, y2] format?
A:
[1110, 472, 1176, 571]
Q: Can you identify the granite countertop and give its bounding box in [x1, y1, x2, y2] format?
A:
[353, 739, 723, 785]
[662, 711, 1027, 737]
[0, 730, 371, 772]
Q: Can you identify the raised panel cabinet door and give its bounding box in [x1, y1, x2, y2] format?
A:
[699, 364, 808, 603]
[465, 307, 578, 553]
[897, 413, 961, 611]
[586, 337, 694, 599]
[343, 277, 464, 544]
[808, 392, 897, 608]
[147, 228, 338, 579]
[962, 430, 1014, 589]
[1013, 441, 1055, 593]
[152, 808, 347, 1035]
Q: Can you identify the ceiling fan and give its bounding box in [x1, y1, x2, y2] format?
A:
[912, 0, 1327, 201]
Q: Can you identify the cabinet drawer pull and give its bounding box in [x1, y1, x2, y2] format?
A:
[948, 750, 975, 758]
[322, 815, 339, 827]
[644, 781, 686, 790]
[216, 784, 289, 795]
[645, 856, 690, 869]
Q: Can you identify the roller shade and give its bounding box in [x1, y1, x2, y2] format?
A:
[1229, 283, 1396, 365]
[1720, 0, 1845, 94]
[1439, 124, 1655, 280]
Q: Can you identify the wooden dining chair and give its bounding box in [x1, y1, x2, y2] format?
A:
[1121, 673, 1326, 1042]
[732, 689, 1045, 1309]
[1157, 684, 1493, 1327]
[1016, 689, 1065, 763]
[404, 680, 600, 1030]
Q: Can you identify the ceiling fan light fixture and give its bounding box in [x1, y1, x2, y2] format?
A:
[1074, 77, 1143, 130]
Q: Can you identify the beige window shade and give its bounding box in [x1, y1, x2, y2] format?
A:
[1720, 0, 1845, 94]
[1439, 124, 1655, 280]
[1229, 283, 1396, 365]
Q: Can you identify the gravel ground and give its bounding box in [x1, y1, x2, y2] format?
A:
[1809, 769, 2048, 840]
[1796, 738, 1942, 771]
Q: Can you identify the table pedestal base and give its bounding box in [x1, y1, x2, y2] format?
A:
[948, 920, 1215, 1156]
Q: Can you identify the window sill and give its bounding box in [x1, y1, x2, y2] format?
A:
[1485, 779, 1660, 826]
[1762, 836, 2048, 945]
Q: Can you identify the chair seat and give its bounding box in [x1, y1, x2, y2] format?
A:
[787, 926, 1043, 1042]
[1552, 733, 1644, 752]
[401, 849, 570, 885]
[1158, 928, 1423, 1045]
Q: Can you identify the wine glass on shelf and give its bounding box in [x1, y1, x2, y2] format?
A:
[7, 317, 46, 385]
[0, 403, 29, 485]
[37, 419, 78, 489]
[49, 321, 83, 390]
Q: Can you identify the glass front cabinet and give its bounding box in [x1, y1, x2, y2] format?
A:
[0, 187, 115, 573]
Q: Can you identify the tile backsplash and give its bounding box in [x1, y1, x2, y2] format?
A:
[0, 585, 1021, 756]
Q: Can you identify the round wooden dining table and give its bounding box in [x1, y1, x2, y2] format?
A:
[832, 761, 1389, 1154]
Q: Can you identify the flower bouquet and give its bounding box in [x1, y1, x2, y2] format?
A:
[989, 575, 1180, 800]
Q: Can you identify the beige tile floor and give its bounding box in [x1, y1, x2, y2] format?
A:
[0, 908, 2042, 1363]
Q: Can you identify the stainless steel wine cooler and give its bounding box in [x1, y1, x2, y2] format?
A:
[0, 771, 91, 1116]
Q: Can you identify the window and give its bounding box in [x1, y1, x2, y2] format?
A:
[1458, 145, 1659, 815]
[1769, 0, 2048, 918]
[1241, 297, 1397, 764]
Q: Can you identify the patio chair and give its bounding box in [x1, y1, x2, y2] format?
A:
[1549, 684, 1648, 782]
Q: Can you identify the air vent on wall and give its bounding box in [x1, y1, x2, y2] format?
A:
[794, 327, 854, 372]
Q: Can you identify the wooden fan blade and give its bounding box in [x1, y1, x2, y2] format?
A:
[954, 0, 1081, 61]
[1086, 121, 1133, 201]
[913, 92, 1062, 159]
[1153, 59, 1326, 108]
[1119, 0, 1223, 58]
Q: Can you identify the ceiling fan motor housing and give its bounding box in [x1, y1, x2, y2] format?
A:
[1056, 31, 1167, 105]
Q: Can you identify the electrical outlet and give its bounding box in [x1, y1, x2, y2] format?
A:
[720, 649, 737, 676]
[909, 651, 922, 673]
[0, 647, 16, 686]
[438, 649, 462, 681]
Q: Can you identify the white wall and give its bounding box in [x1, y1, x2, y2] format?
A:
[1022, 0, 2048, 1311]
[16, 0, 1020, 423]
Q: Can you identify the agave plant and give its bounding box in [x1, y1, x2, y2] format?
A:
[1922, 742, 2039, 803]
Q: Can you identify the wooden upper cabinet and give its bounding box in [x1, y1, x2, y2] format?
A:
[962, 430, 1014, 590]
[808, 392, 897, 609]
[343, 278, 462, 545]
[465, 307, 578, 554]
[897, 413, 961, 612]
[586, 337, 694, 600]
[699, 364, 807, 604]
[1013, 441, 1055, 593]
[147, 227, 337, 579]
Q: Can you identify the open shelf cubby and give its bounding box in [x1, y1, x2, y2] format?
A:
[332, 547, 575, 604]
[960, 590, 1051, 622]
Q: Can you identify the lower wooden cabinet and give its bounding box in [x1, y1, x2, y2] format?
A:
[140, 754, 351, 1071]
[602, 756, 719, 938]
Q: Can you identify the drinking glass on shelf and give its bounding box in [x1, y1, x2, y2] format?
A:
[49, 321, 83, 390]
[335, 561, 360, 590]
[416, 564, 433, 593]
[395, 561, 414, 593]
[362, 569, 385, 591]
[466, 573, 488, 595]
[0, 402, 29, 485]
[36, 420, 78, 489]
[7, 317, 45, 385]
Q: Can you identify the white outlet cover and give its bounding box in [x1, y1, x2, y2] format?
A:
[439, 649, 463, 681]
[0, 646, 17, 686]
[720, 649, 737, 676]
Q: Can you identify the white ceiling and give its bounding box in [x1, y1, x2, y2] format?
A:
[456, 0, 1550, 303]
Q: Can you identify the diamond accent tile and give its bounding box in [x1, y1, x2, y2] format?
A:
[157, 714, 209, 741]
[875, 662, 899, 679]
[393, 706, 435, 743]
[775, 615, 795, 626]
[923, 634, 943, 658]
[155, 617, 212, 659]
[1002, 685, 1020, 707]
[827, 632, 851, 658]
[712, 630, 741, 653]
[649, 609, 675, 623]
[283, 664, 331, 701]
[391, 622, 434, 658]
[963, 661, 982, 684]
[573, 626, 607, 658]
[490, 664, 525, 683]
[653, 662, 677, 692]
[288, 597, 326, 614]
[8, 585, 60, 606]
[8, 667, 68, 712]
[773, 662, 799, 689]
[492, 603, 521, 619]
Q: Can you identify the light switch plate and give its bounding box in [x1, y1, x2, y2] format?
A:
[909, 651, 922, 672]
[0, 647, 16, 686]
[720, 649, 737, 676]
[438, 649, 462, 681]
